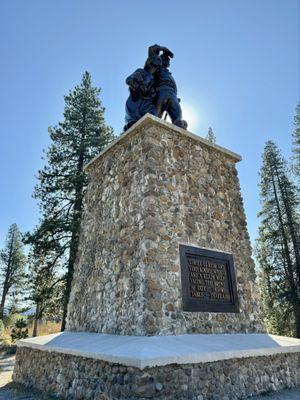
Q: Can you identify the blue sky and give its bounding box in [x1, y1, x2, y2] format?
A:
[0, 0, 299, 248]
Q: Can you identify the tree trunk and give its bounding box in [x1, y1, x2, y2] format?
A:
[0, 287, 8, 320]
[61, 134, 85, 331]
[61, 227, 80, 331]
[293, 303, 300, 339]
[0, 230, 15, 319]
[32, 317, 39, 337]
[264, 269, 273, 311]
[32, 304, 40, 337]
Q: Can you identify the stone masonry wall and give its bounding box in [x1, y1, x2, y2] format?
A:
[67, 116, 264, 335]
[13, 347, 300, 400]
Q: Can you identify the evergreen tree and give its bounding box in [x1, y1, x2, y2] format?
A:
[256, 226, 295, 336]
[256, 141, 300, 337]
[26, 252, 64, 337]
[206, 127, 216, 144]
[10, 318, 28, 342]
[0, 224, 26, 319]
[28, 72, 114, 330]
[292, 103, 300, 185]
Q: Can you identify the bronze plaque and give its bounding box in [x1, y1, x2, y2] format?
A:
[179, 244, 239, 313]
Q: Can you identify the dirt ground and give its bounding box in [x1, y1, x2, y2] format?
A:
[0, 355, 298, 399]
[0, 355, 60, 399]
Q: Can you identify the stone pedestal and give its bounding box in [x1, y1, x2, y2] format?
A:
[13, 115, 300, 399]
[67, 114, 263, 336]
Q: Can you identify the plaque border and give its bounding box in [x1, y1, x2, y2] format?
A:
[179, 244, 240, 313]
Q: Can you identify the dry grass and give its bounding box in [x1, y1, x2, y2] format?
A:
[1, 328, 12, 346]
[0, 321, 61, 350]
[29, 321, 61, 337]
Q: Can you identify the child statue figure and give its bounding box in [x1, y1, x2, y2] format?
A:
[123, 53, 161, 131]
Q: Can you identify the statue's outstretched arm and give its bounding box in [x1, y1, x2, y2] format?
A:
[148, 44, 174, 58]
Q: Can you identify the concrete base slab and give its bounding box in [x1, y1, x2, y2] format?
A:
[17, 331, 300, 369]
[13, 334, 300, 400]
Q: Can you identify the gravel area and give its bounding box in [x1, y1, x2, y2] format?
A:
[0, 354, 298, 399]
[0, 355, 15, 388]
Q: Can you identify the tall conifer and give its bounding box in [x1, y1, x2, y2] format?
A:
[0, 224, 26, 319]
[28, 72, 114, 330]
[257, 141, 300, 337]
[206, 127, 216, 143]
[292, 103, 300, 185]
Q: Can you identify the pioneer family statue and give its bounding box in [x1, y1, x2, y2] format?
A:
[124, 44, 188, 131]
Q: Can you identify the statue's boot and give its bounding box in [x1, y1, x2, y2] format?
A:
[174, 118, 188, 130]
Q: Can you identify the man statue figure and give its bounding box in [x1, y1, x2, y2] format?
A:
[124, 44, 187, 131]
[150, 45, 187, 130]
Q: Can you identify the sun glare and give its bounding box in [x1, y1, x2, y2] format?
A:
[180, 103, 199, 132]
[162, 102, 199, 133]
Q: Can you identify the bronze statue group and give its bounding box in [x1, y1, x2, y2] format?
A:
[124, 44, 187, 131]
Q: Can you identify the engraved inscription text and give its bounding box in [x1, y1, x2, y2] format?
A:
[187, 257, 231, 302]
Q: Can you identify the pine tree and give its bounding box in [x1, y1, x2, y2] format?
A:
[28, 72, 114, 330]
[10, 318, 28, 342]
[26, 252, 64, 337]
[0, 224, 26, 319]
[256, 226, 295, 336]
[206, 127, 216, 144]
[256, 141, 300, 337]
[292, 103, 300, 185]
